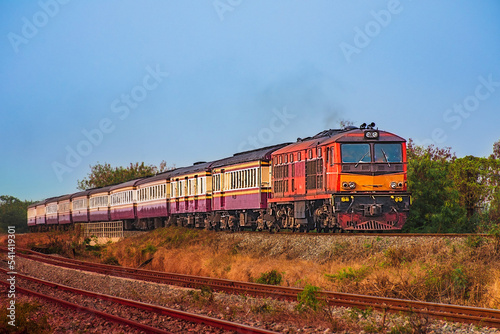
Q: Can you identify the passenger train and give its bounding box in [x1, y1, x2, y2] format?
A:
[27, 124, 410, 232]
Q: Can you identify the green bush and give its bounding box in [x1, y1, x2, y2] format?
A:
[255, 270, 283, 285]
[297, 284, 322, 311]
[325, 266, 370, 283]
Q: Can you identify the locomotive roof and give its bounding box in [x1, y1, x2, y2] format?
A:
[211, 143, 290, 168]
[272, 128, 405, 154]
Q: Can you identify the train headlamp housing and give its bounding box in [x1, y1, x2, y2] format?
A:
[390, 181, 404, 189]
[364, 130, 379, 139]
[342, 181, 356, 190]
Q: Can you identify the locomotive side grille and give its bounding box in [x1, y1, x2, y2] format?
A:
[305, 159, 323, 190]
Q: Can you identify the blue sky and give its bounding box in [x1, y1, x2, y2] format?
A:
[1, 0, 499, 201]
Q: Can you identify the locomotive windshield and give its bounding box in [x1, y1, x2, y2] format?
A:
[341, 144, 371, 163]
[341, 143, 402, 163]
[374, 143, 402, 163]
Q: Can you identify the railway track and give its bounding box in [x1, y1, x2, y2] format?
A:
[0, 267, 278, 334]
[4, 246, 500, 329]
[238, 231, 491, 238]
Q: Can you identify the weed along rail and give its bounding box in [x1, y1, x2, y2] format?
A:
[4, 246, 500, 329]
[0, 267, 279, 334]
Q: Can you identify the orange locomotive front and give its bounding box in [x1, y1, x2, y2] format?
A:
[269, 124, 410, 232]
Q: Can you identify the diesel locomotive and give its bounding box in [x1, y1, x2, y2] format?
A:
[27, 124, 410, 232]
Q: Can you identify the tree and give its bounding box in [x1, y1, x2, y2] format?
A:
[0, 196, 35, 233]
[404, 140, 467, 232]
[77, 161, 173, 190]
[491, 139, 500, 159]
[450, 156, 500, 218]
[487, 142, 500, 224]
[406, 138, 455, 162]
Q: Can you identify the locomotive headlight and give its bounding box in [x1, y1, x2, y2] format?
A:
[364, 131, 379, 139]
[342, 181, 356, 189]
[390, 181, 397, 189]
[398, 182, 403, 188]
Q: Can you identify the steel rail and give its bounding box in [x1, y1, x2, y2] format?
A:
[0, 268, 278, 334]
[7, 249, 299, 299]
[236, 231, 491, 238]
[0, 279, 171, 334]
[4, 247, 500, 329]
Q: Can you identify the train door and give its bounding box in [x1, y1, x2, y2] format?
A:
[325, 145, 337, 192]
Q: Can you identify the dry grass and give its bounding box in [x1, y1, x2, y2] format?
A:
[100, 228, 500, 308]
[7, 227, 500, 310]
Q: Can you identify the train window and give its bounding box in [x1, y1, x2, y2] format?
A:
[279, 155, 282, 164]
[308, 149, 312, 159]
[289, 153, 293, 162]
[284, 154, 288, 163]
[341, 144, 371, 163]
[317, 147, 322, 158]
[298, 152, 301, 161]
[374, 143, 402, 163]
[330, 147, 335, 166]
